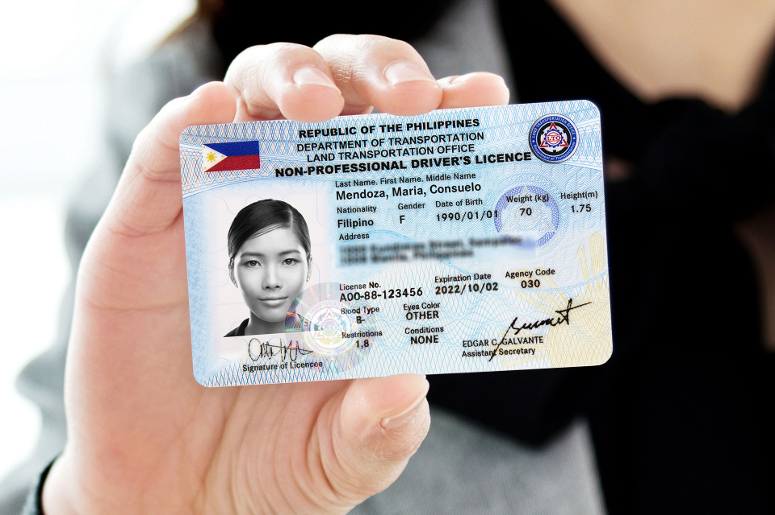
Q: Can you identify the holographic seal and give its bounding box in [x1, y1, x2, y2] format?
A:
[295, 282, 377, 373]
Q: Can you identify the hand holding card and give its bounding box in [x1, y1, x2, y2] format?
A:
[41, 36, 509, 514]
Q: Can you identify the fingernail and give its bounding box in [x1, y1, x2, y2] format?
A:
[380, 395, 429, 430]
[293, 67, 337, 88]
[384, 61, 434, 86]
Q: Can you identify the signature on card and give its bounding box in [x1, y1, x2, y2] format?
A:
[489, 298, 592, 361]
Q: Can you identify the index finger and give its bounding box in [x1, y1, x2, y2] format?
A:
[224, 36, 445, 123]
[225, 42, 345, 123]
[313, 34, 442, 116]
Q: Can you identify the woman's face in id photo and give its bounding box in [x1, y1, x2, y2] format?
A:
[233, 227, 309, 324]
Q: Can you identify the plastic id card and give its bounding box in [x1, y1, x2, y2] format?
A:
[179, 101, 612, 386]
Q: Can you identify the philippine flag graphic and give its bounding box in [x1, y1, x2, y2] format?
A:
[201, 141, 261, 172]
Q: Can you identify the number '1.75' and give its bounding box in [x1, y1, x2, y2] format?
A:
[571, 204, 592, 213]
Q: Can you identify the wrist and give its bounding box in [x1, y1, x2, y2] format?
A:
[41, 452, 79, 515]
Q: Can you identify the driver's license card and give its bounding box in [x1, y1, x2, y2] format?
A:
[180, 101, 612, 386]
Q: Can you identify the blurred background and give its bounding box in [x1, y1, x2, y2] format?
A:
[0, 0, 194, 480]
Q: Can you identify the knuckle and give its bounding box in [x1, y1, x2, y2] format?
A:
[316, 34, 418, 61]
[263, 41, 313, 57]
[228, 43, 316, 86]
[359, 35, 415, 55]
[313, 33, 351, 51]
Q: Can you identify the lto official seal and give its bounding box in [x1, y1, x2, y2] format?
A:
[529, 114, 578, 163]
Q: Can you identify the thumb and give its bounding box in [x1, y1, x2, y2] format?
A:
[104, 81, 236, 238]
[80, 82, 236, 310]
[331, 374, 431, 503]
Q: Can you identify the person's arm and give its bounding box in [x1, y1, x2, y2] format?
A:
[40, 34, 508, 514]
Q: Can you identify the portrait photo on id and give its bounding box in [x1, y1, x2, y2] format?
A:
[2, 0, 775, 514]
[225, 199, 312, 337]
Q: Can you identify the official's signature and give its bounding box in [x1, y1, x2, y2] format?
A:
[489, 298, 592, 362]
[248, 339, 313, 362]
